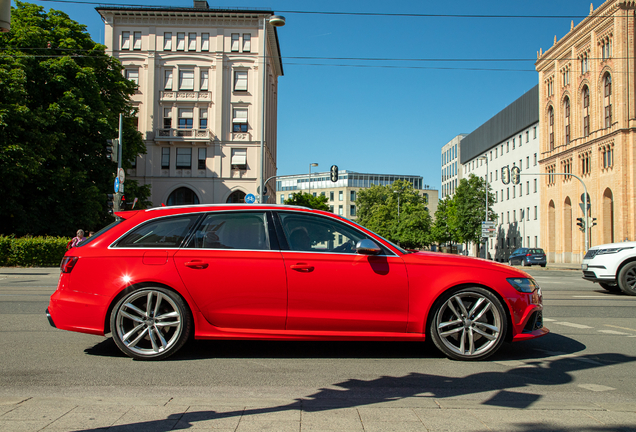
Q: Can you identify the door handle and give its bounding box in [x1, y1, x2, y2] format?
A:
[185, 260, 209, 269]
[290, 263, 314, 273]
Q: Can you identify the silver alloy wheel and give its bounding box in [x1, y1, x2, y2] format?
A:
[114, 289, 183, 357]
[434, 291, 503, 358]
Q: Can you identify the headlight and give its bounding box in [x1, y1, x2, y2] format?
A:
[506, 277, 538, 293]
[596, 247, 633, 255]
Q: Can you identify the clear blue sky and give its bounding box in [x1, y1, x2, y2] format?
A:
[23, 0, 592, 190]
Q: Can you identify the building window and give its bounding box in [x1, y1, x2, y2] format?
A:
[507, 188, 509, 200]
[330, 205, 334, 213]
[163, 32, 172, 50]
[350, 205, 356, 216]
[234, 71, 248, 91]
[602, 37, 612, 60]
[200, 70, 209, 91]
[178, 108, 193, 129]
[231, 33, 240, 51]
[125, 69, 138, 86]
[534, 178, 537, 193]
[580, 52, 589, 74]
[583, 85, 590, 137]
[534, 153, 537, 166]
[176, 33, 185, 50]
[121, 31, 130, 50]
[338, 205, 343, 216]
[176, 148, 192, 169]
[280, 195, 285, 204]
[350, 190, 356, 201]
[232, 109, 248, 132]
[161, 148, 170, 169]
[201, 33, 209, 51]
[581, 151, 591, 175]
[179, 70, 194, 90]
[243, 34, 251, 52]
[188, 33, 197, 51]
[133, 32, 141, 50]
[330, 191, 334, 201]
[164, 70, 173, 90]
[604, 74, 612, 128]
[602, 145, 614, 169]
[526, 181, 529, 195]
[526, 156, 530, 169]
[533, 126, 537, 139]
[526, 131, 529, 143]
[548, 106, 554, 150]
[534, 206, 538, 220]
[564, 97, 570, 145]
[199, 108, 207, 129]
[506, 142, 509, 153]
[198, 148, 206, 170]
[506, 211, 509, 223]
[163, 108, 172, 129]
[231, 148, 247, 168]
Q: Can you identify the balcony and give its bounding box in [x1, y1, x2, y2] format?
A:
[155, 128, 214, 142]
[160, 91, 211, 102]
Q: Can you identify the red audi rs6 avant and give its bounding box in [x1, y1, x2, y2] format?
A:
[47, 204, 547, 361]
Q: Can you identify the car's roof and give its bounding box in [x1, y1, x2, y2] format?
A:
[146, 203, 309, 212]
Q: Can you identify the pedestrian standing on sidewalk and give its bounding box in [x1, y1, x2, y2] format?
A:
[69, 229, 86, 249]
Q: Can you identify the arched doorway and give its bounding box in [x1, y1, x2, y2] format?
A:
[563, 197, 572, 262]
[603, 188, 614, 243]
[167, 187, 200, 206]
[548, 200, 556, 263]
[226, 190, 246, 203]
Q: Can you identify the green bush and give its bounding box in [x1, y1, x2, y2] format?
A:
[0, 236, 70, 267]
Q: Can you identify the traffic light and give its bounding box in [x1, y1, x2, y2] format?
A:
[330, 165, 339, 182]
[576, 217, 585, 231]
[120, 195, 126, 209]
[511, 166, 521, 185]
[107, 194, 115, 215]
[106, 139, 119, 163]
[501, 166, 510, 185]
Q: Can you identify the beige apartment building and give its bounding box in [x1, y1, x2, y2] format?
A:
[276, 171, 438, 220]
[97, 1, 284, 205]
[536, 0, 636, 263]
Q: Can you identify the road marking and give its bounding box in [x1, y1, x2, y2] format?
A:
[578, 384, 615, 392]
[573, 295, 615, 298]
[604, 324, 636, 333]
[598, 330, 629, 335]
[551, 322, 593, 329]
[543, 318, 556, 322]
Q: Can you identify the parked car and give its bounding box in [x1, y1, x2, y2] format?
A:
[47, 204, 548, 361]
[582, 241, 636, 295]
[508, 248, 547, 267]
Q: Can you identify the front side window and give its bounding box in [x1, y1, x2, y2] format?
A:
[233, 109, 248, 132]
[186, 212, 269, 250]
[116, 215, 198, 248]
[176, 148, 192, 169]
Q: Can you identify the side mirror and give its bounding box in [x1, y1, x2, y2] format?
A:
[356, 239, 382, 255]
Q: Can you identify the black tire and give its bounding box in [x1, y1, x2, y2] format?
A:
[110, 287, 192, 360]
[618, 262, 636, 296]
[509, 260, 514, 266]
[522, 260, 530, 267]
[540, 264, 546, 268]
[429, 287, 507, 361]
[599, 282, 621, 293]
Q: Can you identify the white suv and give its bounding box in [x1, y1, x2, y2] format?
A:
[581, 241, 636, 295]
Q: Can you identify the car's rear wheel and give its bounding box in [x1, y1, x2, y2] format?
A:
[429, 287, 507, 361]
[618, 262, 636, 296]
[110, 287, 192, 360]
[599, 282, 621, 293]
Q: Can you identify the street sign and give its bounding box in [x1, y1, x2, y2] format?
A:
[114, 177, 120, 193]
[118, 168, 125, 184]
[244, 193, 256, 204]
[481, 221, 495, 227]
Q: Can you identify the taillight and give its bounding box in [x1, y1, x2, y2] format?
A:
[526, 253, 532, 257]
[60, 256, 78, 273]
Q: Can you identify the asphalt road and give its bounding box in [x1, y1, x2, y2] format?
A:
[1, 266, 635, 431]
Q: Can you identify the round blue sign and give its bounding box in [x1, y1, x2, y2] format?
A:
[114, 177, 120, 193]
[244, 193, 256, 204]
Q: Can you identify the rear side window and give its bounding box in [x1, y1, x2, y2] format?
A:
[116, 215, 199, 248]
[76, 220, 122, 248]
[185, 212, 269, 250]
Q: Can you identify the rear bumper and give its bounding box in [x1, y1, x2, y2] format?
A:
[46, 308, 56, 328]
[48, 288, 108, 336]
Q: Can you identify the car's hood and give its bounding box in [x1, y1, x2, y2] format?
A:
[588, 241, 636, 250]
[403, 251, 532, 278]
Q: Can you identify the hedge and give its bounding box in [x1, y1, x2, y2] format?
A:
[0, 236, 71, 267]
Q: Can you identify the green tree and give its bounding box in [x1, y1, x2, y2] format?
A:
[0, 2, 149, 236]
[453, 174, 497, 250]
[284, 192, 329, 211]
[431, 196, 455, 246]
[356, 180, 431, 248]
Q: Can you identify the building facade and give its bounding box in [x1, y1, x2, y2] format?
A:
[276, 171, 438, 220]
[461, 86, 541, 261]
[97, 1, 284, 206]
[441, 134, 465, 198]
[536, 0, 636, 263]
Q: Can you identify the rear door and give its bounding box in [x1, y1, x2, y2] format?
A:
[174, 211, 287, 330]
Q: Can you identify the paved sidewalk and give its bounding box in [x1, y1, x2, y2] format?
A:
[1, 394, 635, 431]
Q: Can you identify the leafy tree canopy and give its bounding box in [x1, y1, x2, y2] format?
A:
[284, 192, 330, 211]
[0, 1, 149, 236]
[356, 180, 431, 249]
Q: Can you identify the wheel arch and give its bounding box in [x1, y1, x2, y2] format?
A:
[103, 282, 195, 336]
[424, 283, 514, 343]
[615, 257, 636, 280]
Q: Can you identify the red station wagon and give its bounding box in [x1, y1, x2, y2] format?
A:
[47, 205, 548, 361]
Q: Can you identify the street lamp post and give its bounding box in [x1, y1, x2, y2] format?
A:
[259, 14, 285, 204]
[479, 156, 489, 259]
[308, 163, 318, 196]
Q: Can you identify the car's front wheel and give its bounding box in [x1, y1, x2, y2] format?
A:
[429, 287, 507, 361]
[110, 287, 192, 360]
[618, 262, 636, 296]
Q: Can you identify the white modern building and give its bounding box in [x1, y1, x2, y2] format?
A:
[461, 86, 542, 261]
[441, 134, 466, 198]
[97, 1, 285, 205]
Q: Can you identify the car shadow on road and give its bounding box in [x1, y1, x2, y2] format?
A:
[72, 347, 636, 431]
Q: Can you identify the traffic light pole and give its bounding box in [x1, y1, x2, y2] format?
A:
[519, 172, 589, 252]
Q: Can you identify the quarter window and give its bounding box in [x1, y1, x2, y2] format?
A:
[116, 215, 198, 248]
